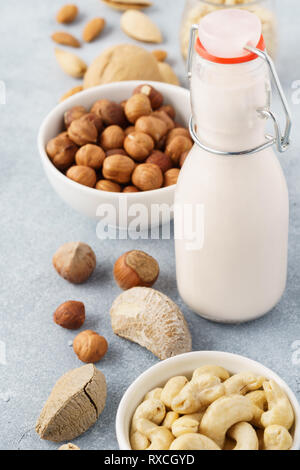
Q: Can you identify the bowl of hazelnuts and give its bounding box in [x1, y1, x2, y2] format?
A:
[38, 81, 191, 229]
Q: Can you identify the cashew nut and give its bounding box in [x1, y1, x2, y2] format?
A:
[131, 431, 149, 450]
[261, 380, 294, 430]
[160, 376, 188, 409]
[162, 411, 180, 430]
[136, 418, 174, 450]
[246, 390, 267, 428]
[192, 365, 230, 382]
[227, 422, 259, 450]
[170, 433, 221, 450]
[224, 372, 265, 396]
[200, 395, 254, 448]
[172, 373, 225, 414]
[131, 398, 166, 431]
[171, 412, 204, 437]
[264, 425, 293, 450]
[144, 388, 163, 401]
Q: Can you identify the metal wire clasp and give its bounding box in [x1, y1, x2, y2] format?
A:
[187, 26, 292, 156]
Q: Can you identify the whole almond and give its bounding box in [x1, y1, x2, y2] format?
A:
[121, 10, 162, 43]
[54, 301, 85, 330]
[56, 4, 78, 24]
[52, 32, 80, 48]
[60, 86, 83, 103]
[55, 48, 87, 78]
[83, 18, 106, 42]
[152, 50, 167, 62]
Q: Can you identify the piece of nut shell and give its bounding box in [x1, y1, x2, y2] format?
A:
[54, 301, 85, 330]
[73, 330, 108, 363]
[110, 287, 192, 360]
[101, 0, 152, 11]
[53, 241, 96, 284]
[36, 364, 106, 442]
[133, 84, 163, 110]
[114, 250, 159, 290]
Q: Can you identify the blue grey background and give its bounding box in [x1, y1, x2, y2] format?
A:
[0, 0, 299, 450]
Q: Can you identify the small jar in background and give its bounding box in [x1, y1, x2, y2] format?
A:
[180, 0, 277, 60]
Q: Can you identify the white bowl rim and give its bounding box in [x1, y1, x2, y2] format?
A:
[37, 81, 190, 199]
[116, 350, 300, 451]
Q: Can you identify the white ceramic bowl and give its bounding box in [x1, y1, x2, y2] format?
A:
[38, 81, 190, 230]
[116, 351, 300, 450]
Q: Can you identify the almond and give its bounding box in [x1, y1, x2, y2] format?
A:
[55, 48, 87, 78]
[56, 4, 78, 24]
[83, 18, 106, 42]
[152, 50, 167, 62]
[51, 32, 80, 48]
[60, 86, 83, 102]
[101, 0, 152, 11]
[121, 10, 162, 44]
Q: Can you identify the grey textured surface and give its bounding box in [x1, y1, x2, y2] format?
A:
[0, 0, 299, 451]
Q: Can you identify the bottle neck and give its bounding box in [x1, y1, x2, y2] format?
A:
[191, 57, 271, 153]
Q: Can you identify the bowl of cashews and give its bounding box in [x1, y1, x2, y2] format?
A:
[116, 351, 300, 450]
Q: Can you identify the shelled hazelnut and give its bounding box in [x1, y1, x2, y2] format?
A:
[132, 163, 163, 191]
[53, 242, 96, 284]
[54, 301, 85, 330]
[66, 165, 97, 188]
[100, 125, 125, 150]
[102, 154, 135, 184]
[73, 330, 108, 363]
[146, 150, 173, 173]
[46, 84, 192, 193]
[164, 168, 180, 187]
[96, 180, 121, 192]
[75, 144, 105, 170]
[46, 132, 78, 171]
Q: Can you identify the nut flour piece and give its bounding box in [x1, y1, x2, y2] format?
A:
[110, 287, 192, 360]
[36, 364, 106, 442]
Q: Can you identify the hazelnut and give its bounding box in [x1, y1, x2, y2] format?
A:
[179, 150, 189, 168]
[66, 165, 97, 188]
[123, 186, 140, 193]
[100, 125, 125, 151]
[64, 106, 87, 129]
[114, 250, 159, 290]
[124, 126, 136, 136]
[91, 99, 126, 127]
[68, 113, 100, 146]
[165, 135, 193, 165]
[146, 151, 173, 173]
[166, 127, 190, 145]
[46, 132, 78, 171]
[75, 144, 105, 170]
[95, 180, 121, 192]
[133, 84, 163, 110]
[106, 148, 127, 157]
[124, 131, 154, 162]
[125, 93, 152, 124]
[102, 154, 135, 184]
[53, 241, 96, 284]
[164, 168, 180, 187]
[151, 50, 168, 62]
[54, 301, 85, 330]
[132, 163, 163, 191]
[135, 115, 168, 143]
[158, 105, 176, 120]
[73, 330, 108, 363]
[59, 443, 80, 451]
[151, 110, 175, 132]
